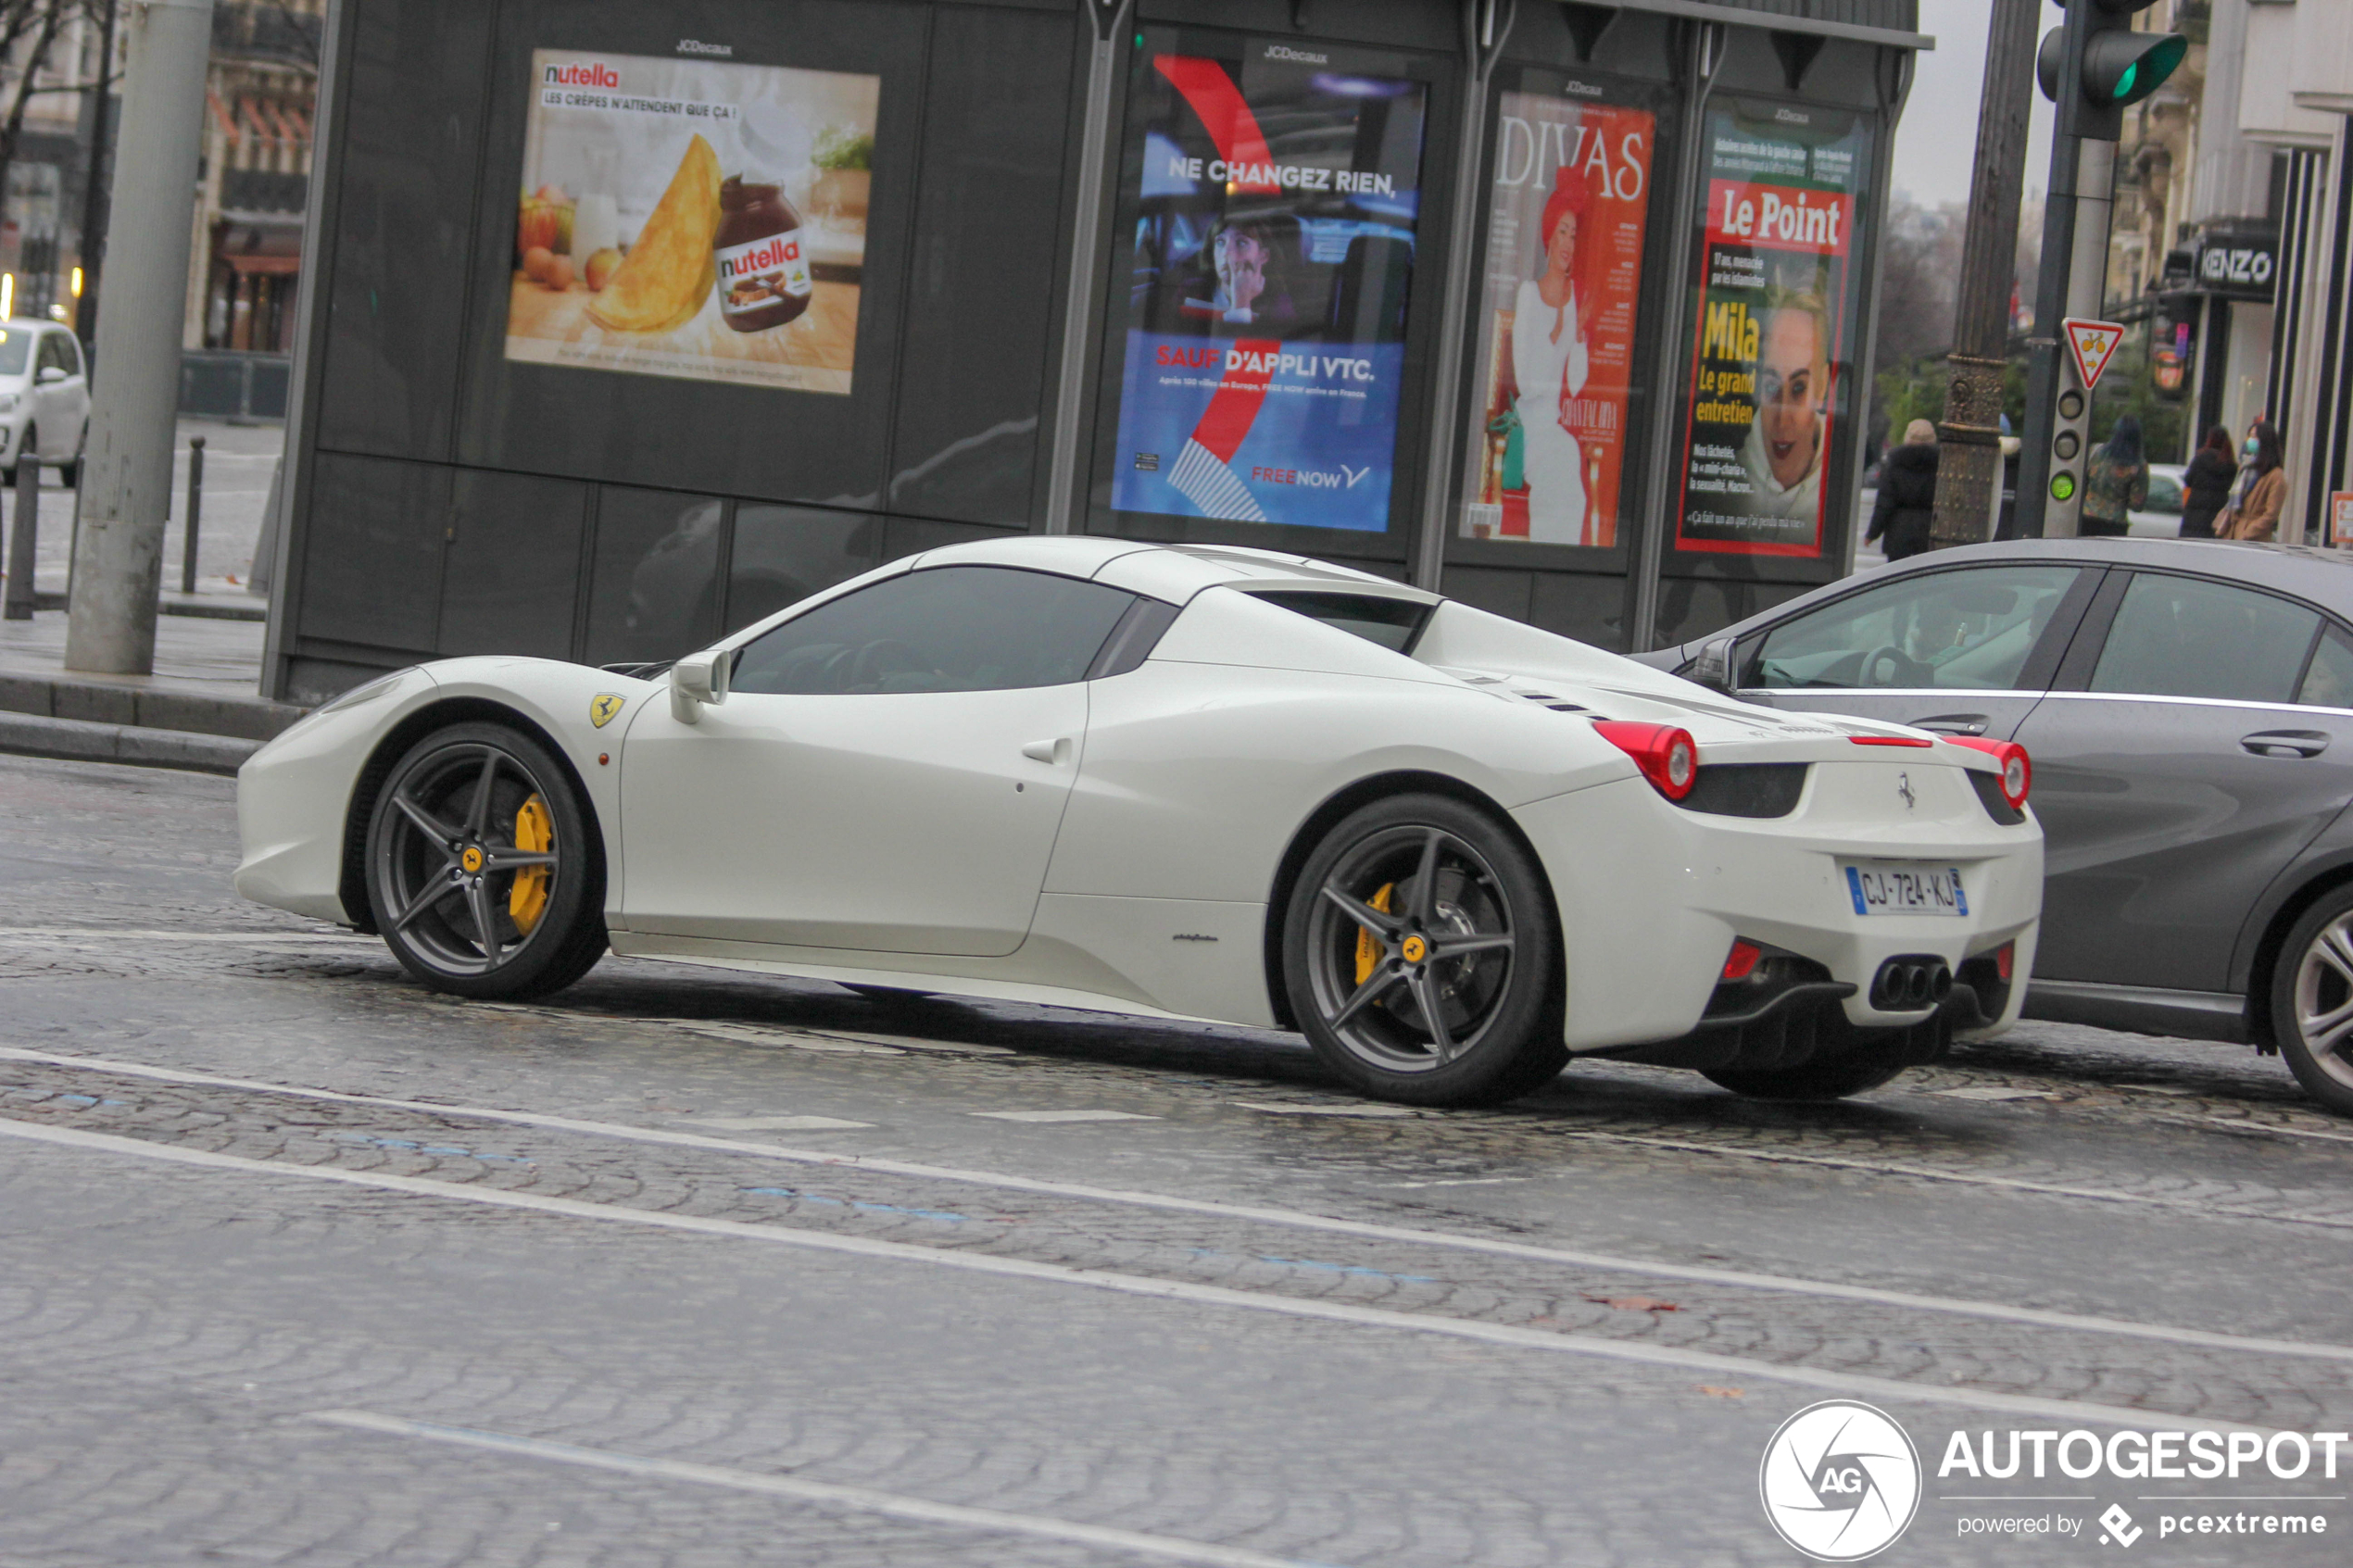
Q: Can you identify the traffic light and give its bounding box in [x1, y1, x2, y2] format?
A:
[2036, 0, 2188, 142]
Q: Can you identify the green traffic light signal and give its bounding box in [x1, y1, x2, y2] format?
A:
[2086, 28, 2186, 107]
[2036, 1, 2187, 138]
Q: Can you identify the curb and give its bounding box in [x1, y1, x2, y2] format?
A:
[0, 672, 305, 742]
[0, 710, 260, 776]
[23, 590, 269, 622]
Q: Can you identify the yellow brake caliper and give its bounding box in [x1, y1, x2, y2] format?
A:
[508, 794, 553, 935]
[1353, 883, 1395, 986]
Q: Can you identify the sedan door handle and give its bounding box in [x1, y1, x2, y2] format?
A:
[1021, 737, 1072, 764]
[1907, 713, 1991, 736]
[2243, 730, 2331, 759]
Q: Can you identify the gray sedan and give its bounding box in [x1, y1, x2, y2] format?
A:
[1636, 537, 2353, 1114]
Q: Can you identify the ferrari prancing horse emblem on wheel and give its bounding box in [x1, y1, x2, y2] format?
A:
[590, 694, 625, 729]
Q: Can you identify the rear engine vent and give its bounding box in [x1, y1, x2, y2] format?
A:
[1675, 763, 1808, 819]
[1968, 769, 2027, 826]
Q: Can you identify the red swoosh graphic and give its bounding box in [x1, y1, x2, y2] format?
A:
[1152, 56, 1280, 194]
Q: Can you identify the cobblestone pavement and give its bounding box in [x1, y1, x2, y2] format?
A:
[2, 754, 2350, 1566]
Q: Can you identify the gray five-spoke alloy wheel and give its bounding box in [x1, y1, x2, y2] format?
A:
[366, 722, 605, 998]
[1286, 794, 1565, 1106]
[2286, 906, 2353, 1109]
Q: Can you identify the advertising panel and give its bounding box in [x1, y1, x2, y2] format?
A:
[1460, 85, 1655, 548]
[1673, 103, 1869, 558]
[1109, 40, 1428, 533]
[505, 48, 880, 395]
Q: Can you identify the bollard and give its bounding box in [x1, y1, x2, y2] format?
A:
[4, 454, 35, 620]
[181, 435, 206, 595]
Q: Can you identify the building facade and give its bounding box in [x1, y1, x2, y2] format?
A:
[261, 0, 1933, 704]
[191, 0, 324, 356]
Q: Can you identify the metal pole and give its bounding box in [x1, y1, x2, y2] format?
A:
[1928, 0, 2038, 550]
[1412, 0, 1517, 591]
[1039, 0, 1132, 536]
[73, 0, 119, 359]
[1627, 20, 1725, 652]
[180, 433, 203, 594]
[4, 457, 34, 620]
[64, 0, 215, 675]
[2016, 0, 2095, 539]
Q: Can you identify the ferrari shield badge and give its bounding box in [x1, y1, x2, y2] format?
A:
[589, 694, 625, 729]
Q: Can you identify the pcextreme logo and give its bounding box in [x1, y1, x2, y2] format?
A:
[1760, 1400, 1923, 1561]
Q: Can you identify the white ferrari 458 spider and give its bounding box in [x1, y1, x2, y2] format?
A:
[236, 537, 2043, 1107]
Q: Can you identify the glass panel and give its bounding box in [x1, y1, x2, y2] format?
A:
[2298, 628, 2353, 709]
[0, 330, 30, 377]
[585, 487, 724, 666]
[1670, 99, 1874, 563]
[1100, 30, 1429, 536]
[1250, 591, 1429, 652]
[727, 504, 881, 633]
[731, 565, 1135, 695]
[1751, 565, 2079, 691]
[1458, 74, 1662, 550]
[2090, 573, 2320, 703]
[2143, 470, 2183, 513]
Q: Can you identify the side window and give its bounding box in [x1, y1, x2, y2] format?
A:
[35, 334, 69, 377]
[2298, 627, 2353, 709]
[1747, 566, 2080, 692]
[2089, 574, 2321, 704]
[730, 565, 1139, 696]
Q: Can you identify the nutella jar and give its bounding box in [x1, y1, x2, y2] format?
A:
[714, 175, 812, 332]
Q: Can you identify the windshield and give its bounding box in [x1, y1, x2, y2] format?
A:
[0, 332, 28, 378]
[1251, 591, 1432, 653]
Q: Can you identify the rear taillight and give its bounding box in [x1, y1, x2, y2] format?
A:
[1944, 736, 2031, 809]
[1848, 734, 1934, 747]
[1593, 721, 1699, 801]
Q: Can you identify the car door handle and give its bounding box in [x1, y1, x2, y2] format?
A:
[2242, 730, 2330, 759]
[1907, 713, 1991, 736]
[1021, 737, 1072, 764]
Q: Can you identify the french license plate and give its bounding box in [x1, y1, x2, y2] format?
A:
[1843, 862, 1969, 918]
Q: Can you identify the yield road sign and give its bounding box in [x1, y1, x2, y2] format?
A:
[2062, 318, 2126, 390]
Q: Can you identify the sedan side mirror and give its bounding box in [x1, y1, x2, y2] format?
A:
[670, 648, 729, 723]
[1687, 635, 1739, 695]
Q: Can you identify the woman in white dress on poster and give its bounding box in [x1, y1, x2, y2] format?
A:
[1511, 170, 1593, 546]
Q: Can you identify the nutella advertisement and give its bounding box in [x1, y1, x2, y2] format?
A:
[1460, 88, 1655, 549]
[504, 49, 879, 395]
[1110, 42, 1428, 533]
[1673, 103, 1869, 557]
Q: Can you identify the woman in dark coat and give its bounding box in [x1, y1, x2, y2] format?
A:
[2081, 415, 2148, 537]
[1867, 419, 1939, 560]
[2180, 424, 2237, 538]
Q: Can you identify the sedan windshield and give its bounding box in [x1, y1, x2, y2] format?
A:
[0, 331, 29, 378]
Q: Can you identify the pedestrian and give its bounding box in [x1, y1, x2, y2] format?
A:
[1866, 418, 1939, 561]
[2223, 420, 2287, 542]
[2179, 424, 2237, 539]
[2080, 414, 2147, 537]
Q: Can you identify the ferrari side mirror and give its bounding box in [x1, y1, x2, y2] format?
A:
[670, 649, 729, 723]
[1688, 636, 1738, 695]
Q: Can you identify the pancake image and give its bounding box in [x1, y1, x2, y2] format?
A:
[587, 133, 722, 332]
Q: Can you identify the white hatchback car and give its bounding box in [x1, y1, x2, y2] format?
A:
[0, 317, 90, 487]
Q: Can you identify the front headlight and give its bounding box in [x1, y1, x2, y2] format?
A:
[318, 667, 419, 714]
[0, 394, 19, 413]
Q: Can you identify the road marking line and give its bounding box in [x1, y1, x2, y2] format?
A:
[0, 1114, 2274, 1435]
[1232, 1102, 1418, 1118]
[1552, 1127, 2353, 1233]
[971, 1110, 1159, 1123]
[3, 1046, 2348, 1365]
[0, 928, 375, 945]
[306, 1410, 1334, 1568]
[1931, 1087, 2057, 1102]
[691, 1116, 875, 1133]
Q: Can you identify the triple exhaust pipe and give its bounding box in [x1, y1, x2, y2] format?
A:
[1870, 954, 1953, 1012]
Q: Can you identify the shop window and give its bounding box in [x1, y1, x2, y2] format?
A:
[1088, 26, 1440, 551]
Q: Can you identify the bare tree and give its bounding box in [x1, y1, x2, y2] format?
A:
[0, 0, 87, 297]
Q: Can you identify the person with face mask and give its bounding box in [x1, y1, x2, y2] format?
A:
[2223, 420, 2287, 541]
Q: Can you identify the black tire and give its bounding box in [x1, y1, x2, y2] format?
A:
[1283, 793, 1566, 1107]
[364, 721, 607, 999]
[1704, 1050, 1907, 1101]
[2268, 886, 2353, 1117]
